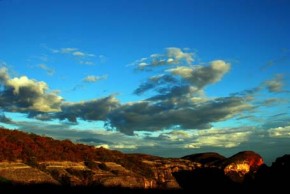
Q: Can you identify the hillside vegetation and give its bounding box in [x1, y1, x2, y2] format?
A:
[0, 127, 125, 162]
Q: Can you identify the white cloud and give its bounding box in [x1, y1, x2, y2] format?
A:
[168, 60, 230, 89]
[268, 125, 290, 138]
[83, 75, 108, 83]
[52, 47, 96, 64]
[54, 48, 78, 54]
[0, 67, 63, 112]
[166, 47, 194, 64]
[111, 144, 138, 149]
[185, 128, 252, 148]
[73, 51, 95, 57]
[73, 51, 86, 57]
[135, 47, 194, 70]
[95, 144, 110, 149]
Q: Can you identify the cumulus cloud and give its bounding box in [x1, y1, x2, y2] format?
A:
[105, 49, 248, 135]
[168, 60, 230, 89]
[264, 74, 284, 92]
[83, 75, 108, 83]
[166, 47, 194, 64]
[135, 47, 194, 70]
[56, 95, 120, 123]
[107, 96, 253, 135]
[0, 67, 63, 112]
[134, 59, 230, 104]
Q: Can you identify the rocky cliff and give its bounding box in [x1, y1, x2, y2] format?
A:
[0, 158, 201, 189]
[0, 151, 264, 189]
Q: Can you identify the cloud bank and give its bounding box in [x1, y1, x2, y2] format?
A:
[0, 47, 288, 140]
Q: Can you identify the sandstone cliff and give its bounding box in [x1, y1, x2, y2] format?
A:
[0, 151, 264, 189]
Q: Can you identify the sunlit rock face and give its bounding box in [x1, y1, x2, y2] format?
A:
[0, 162, 59, 184]
[141, 158, 201, 189]
[222, 151, 264, 183]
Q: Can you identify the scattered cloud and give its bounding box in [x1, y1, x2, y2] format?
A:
[260, 49, 290, 71]
[135, 47, 194, 70]
[94, 144, 110, 149]
[38, 64, 55, 76]
[168, 60, 230, 89]
[262, 115, 290, 129]
[83, 75, 108, 83]
[157, 130, 192, 142]
[185, 128, 252, 148]
[72, 51, 95, 57]
[268, 125, 290, 138]
[54, 47, 95, 58]
[79, 61, 95, 65]
[260, 98, 285, 106]
[52, 47, 96, 65]
[52, 47, 78, 54]
[264, 74, 284, 93]
[111, 144, 137, 149]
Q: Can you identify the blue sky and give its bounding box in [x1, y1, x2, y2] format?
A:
[0, 0, 290, 164]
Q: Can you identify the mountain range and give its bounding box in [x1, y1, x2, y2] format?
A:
[0, 127, 289, 193]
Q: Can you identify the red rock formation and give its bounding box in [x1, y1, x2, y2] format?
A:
[221, 151, 264, 183]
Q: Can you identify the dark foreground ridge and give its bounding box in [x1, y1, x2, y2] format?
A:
[0, 184, 183, 194]
[0, 127, 290, 193]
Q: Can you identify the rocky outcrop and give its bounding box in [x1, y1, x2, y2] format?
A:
[221, 151, 264, 183]
[174, 150, 265, 191]
[182, 151, 264, 183]
[142, 158, 201, 189]
[0, 162, 59, 184]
